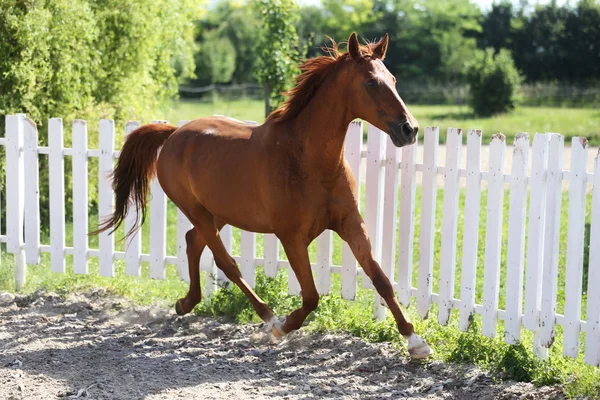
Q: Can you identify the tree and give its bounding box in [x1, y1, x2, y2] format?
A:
[253, 0, 305, 116]
[0, 0, 202, 230]
[465, 48, 523, 116]
[195, 30, 237, 85]
[191, 2, 260, 85]
[363, 0, 482, 84]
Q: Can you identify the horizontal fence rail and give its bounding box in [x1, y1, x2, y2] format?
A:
[1, 114, 599, 367]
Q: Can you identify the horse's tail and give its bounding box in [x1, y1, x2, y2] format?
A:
[90, 123, 178, 239]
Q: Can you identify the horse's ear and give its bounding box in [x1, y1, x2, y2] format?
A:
[348, 32, 361, 60]
[372, 33, 389, 60]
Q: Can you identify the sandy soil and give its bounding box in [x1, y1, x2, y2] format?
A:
[0, 290, 565, 399]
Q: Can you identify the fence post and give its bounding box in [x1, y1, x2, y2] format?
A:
[6, 114, 26, 289]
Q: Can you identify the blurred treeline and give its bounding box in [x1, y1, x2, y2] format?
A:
[186, 0, 600, 106]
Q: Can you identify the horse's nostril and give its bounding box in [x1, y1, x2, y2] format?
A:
[413, 125, 419, 135]
[401, 122, 415, 137]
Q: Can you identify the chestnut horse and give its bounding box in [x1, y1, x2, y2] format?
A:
[93, 33, 432, 359]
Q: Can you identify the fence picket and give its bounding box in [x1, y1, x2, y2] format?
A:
[482, 133, 506, 338]
[562, 137, 589, 357]
[201, 241, 217, 297]
[438, 128, 463, 325]
[523, 134, 549, 331]
[149, 121, 168, 280]
[364, 124, 386, 294]
[176, 120, 192, 283]
[23, 118, 40, 265]
[263, 234, 279, 278]
[539, 134, 564, 347]
[416, 127, 439, 318]
[241, 231, 257, 288]
[72, 120, 88, 274]
[5, 114, 26, 288]
[585, 149, 600, 366]
[220, 225, 232, 285]
[49, 118, 66, 273]
[397, 130, 418, 307]
[124, 121, 142, 276]
[341, 121, 363, 300]
[382, 137, 400, 275]
[316, 230, 333, 295]
[98, 119, 115, 276]
[504, 133, 530, 344]
[459, 130, 482, 331]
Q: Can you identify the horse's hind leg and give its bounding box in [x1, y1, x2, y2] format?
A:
[186, 210, 276, 323]
[208, 236, 276, 323]
[175, 227, 206, 315]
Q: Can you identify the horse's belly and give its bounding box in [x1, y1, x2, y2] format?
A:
[189, 164, 274, 233]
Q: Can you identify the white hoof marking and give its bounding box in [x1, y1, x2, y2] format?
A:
[266, 316, 286, 337]
[405, 333, 434, 359]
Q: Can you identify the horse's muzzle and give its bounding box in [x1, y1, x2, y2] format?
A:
[389, 121, 418, 147]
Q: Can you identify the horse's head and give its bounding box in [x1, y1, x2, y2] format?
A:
[344, 32, 418, 147]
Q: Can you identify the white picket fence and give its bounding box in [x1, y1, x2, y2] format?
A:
[1, 113, 599, 367]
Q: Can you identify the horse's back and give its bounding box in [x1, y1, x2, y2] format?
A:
[157, 116, 274, 232]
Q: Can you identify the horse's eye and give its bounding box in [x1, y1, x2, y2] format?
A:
[367, 79, 377, 87]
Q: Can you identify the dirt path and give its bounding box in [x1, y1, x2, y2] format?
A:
[0, 290, 564, 399]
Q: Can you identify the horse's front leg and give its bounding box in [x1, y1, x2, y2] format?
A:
[268, 238, 319, 336]
[335, 210, 433, 359]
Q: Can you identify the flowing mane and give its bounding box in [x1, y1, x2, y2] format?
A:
[266, 39, 379, 124]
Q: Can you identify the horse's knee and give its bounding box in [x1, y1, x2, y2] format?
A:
[303, 295, 319, 312]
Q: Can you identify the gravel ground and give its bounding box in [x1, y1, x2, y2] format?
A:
[0, 290, 565, 400]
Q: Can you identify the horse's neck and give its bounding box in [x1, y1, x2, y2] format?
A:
[288, 81, 352, 170]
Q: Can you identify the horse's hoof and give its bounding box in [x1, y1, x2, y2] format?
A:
[405, 333, 434, 360]
[266, 316, 286, 338]
[175, 299, 186, 316]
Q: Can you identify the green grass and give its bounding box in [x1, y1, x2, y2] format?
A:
[1, 184, 599, 398]
[161, 100, 600, 146]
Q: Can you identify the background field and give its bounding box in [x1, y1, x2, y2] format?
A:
[164, 100, 600, 146]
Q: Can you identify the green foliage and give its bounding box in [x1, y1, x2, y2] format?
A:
[0, 0, 201, 230]
[189, 2, 259, 86]
[465, 48, 523, 116]
[479, 0, 600, 83]
[195, 30, 237, 85]
[198, 270, 302, 323]
[253, 0, 305, 114]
